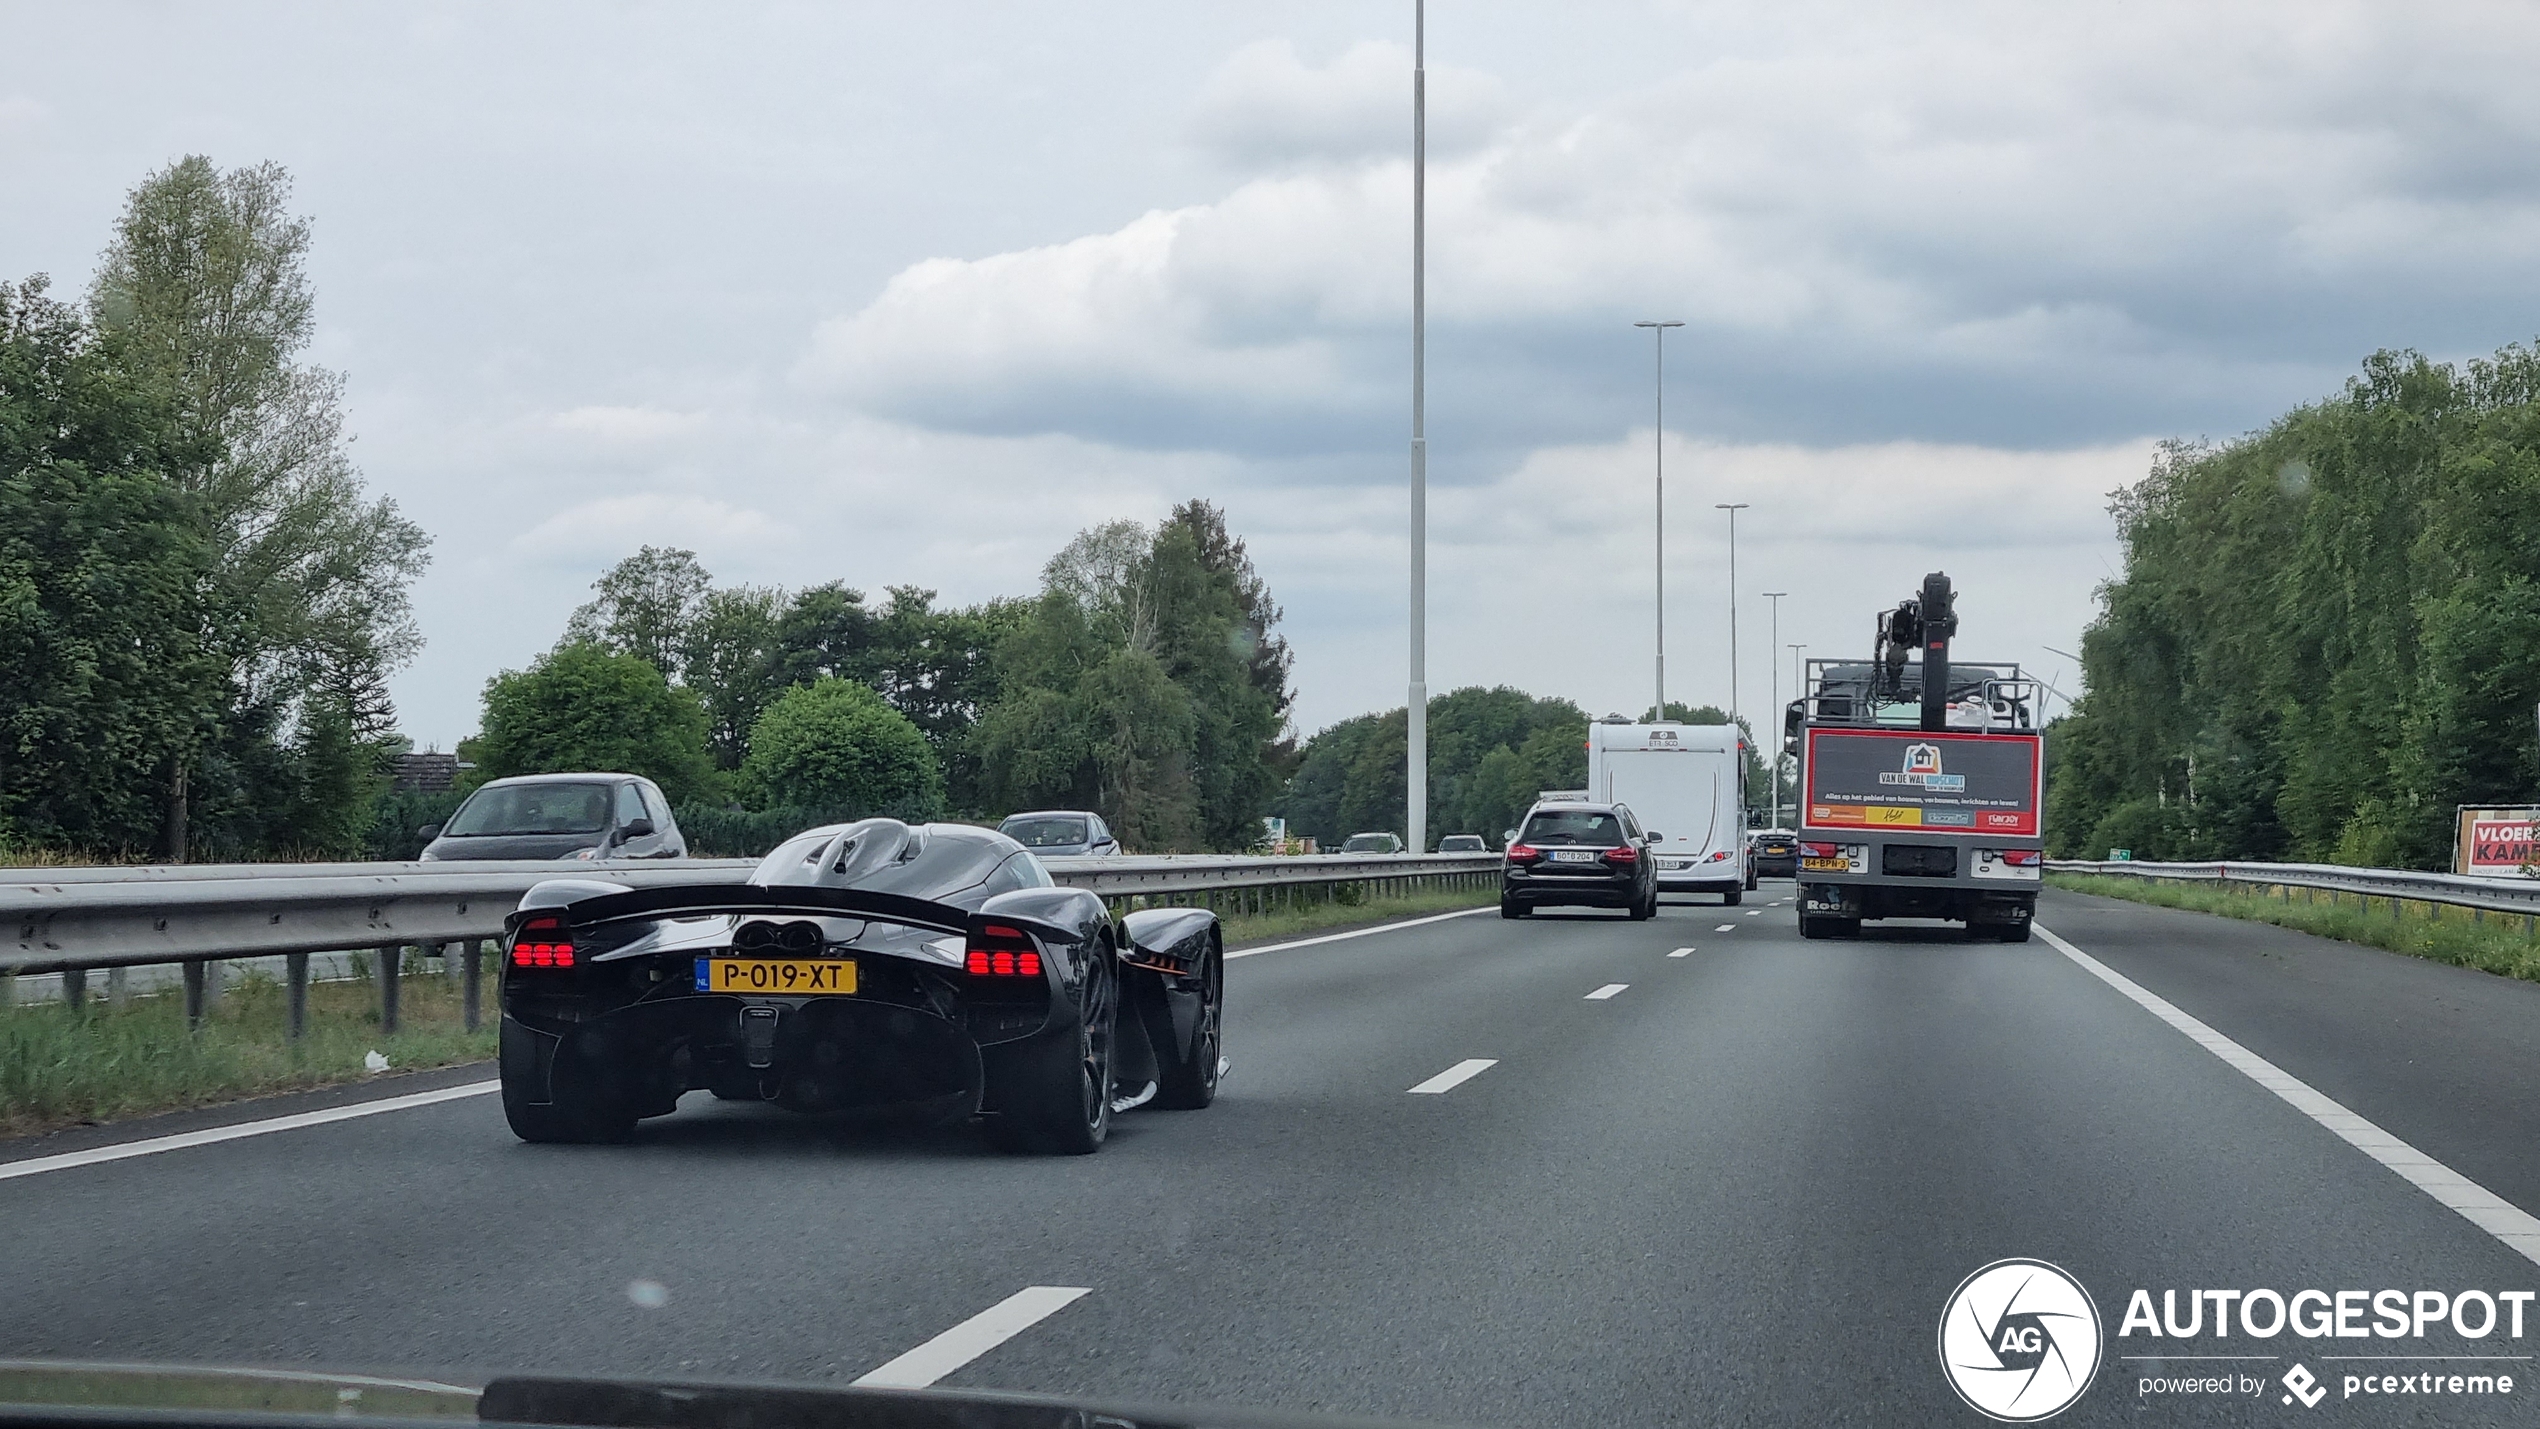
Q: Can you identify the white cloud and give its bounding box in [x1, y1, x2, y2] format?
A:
[799, 0, 2540, 457]
[550, 404, 711, 445]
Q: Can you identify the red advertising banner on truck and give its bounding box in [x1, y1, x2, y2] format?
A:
[1802, 727, 2043, 837]
[2455, 806, 2540, 879]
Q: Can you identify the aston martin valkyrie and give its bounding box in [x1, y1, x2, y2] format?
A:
[496, 817, 1223, 1153]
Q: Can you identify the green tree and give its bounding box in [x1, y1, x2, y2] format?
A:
[476, 645, 714, 802]
[563, 545, 712, 679]
[0, 277, 225, 852]
[740, 678, 941, 814]
[683, 584, 785, 770]
[87, 156, 429, 857]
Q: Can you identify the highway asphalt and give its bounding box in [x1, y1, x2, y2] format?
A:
[7, 884, 2540, 1426]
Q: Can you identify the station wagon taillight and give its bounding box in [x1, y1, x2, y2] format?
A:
[1506, 843, 1544, 863]
[511, 915, 575, 968]
[1603, 845, 1640, 865]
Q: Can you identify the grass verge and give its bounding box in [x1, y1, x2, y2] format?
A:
[0, 962, 495, 1140]
[2047, 871, 2540, 984]
[1208, 883, 1498, 947]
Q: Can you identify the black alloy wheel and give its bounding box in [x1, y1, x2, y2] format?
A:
[1146, 938, 1222, 1110]
[989, 938, 1117, 1155]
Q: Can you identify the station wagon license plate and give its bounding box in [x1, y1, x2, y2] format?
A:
[695, 958, 857, 994]
[1550, 850, 1597, 863]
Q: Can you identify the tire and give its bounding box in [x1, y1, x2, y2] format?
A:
[1745, 871, 1758, 892]
[1627, 892, 1654, 921]
[1142, 939, 1223, 1110]
[1799, 914, 1829, 940]
[1722, 886, 1743, 907]
[1500, 896, 1528, 919]
[987, 947, 1118, 1155]
[502, 1075, 636, 1145]
[1993, 923, 2034, 944]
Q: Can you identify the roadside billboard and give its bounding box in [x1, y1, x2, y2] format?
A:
[1802, 727, 2043, 837]
[2454, 806, 2540, 879]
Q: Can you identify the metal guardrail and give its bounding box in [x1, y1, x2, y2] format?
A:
[2049, 858, 2540, 919]
[2, 851, 1502, 979]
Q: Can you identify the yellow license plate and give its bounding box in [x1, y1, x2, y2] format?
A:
[1801, 857, 1849, 871]
[694, 957, 857, 995]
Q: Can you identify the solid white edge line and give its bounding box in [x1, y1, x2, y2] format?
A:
[0, 1079, 500, 1184]
[1585, 983, 1628, 1000]
[1224, 905, 1493, 960]
[1406, 1058, 1498, 1095]
[2034, 922, 2540, 1269]
[851, 1285, 1091, 1388]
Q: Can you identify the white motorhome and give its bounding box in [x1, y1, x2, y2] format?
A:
[1585, 720, 1750, 904]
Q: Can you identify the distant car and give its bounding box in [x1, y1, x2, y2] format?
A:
[418, 773, 684, 862]
[1340, 832, 1405, 854]
[1499, 800, 1659, 920]
[1749, 829, 1798, 879]
[997, 810, 1122, 857]
[1436, 834, 1489, 853]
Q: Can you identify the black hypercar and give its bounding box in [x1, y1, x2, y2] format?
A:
[496, 817, 1223, 1154]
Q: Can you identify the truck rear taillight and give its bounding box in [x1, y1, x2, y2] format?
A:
[1799, 842, 1844, 859]
[1998, 849, 2042, 868]
[511, 915, 574, 968]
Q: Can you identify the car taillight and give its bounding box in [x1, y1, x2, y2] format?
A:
[966, 923, 1044, 977]
[1799, 842, 1843, 858]
[1506, 843, 1543, 863]
[511, 914, 574, 968]
[1603, 845, 1640, 865]
[2000, 849, 2042, 868]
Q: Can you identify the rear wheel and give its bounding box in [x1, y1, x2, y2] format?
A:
[1745, 870, 1758, 892]
[502, 1076, 636, 1145]
[988, 950, 1117, 1155]
[1992, 923, 2034, 944]
[1798, 915, 1858, 940]
[1500, 895, 1528, 919]
[1627, 891, 1654, 921]
[1143, 940, 1222, 1110]
[1722, 886, 1743, 907]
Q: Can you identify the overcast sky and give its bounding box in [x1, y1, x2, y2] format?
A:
[8, 1, 2538, 749]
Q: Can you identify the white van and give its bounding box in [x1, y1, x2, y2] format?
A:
[1585, 720, 1750, 905]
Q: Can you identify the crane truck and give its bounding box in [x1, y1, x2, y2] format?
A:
[1785, 572, 2045, 940]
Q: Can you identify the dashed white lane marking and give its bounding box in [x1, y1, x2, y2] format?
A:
[1226, 906, 1492, 960]
[0, 1080, 499, 1183]
[1714, 924, 1737, 932]
[1585, 983, 1629, 1000]
[1668, 947, 1695, 958]
[2036, 923, 2540, 1270]
[1745, 910, 1760, 917]
[852, 1285, 1092, 1388]
[1407, 1058, 1499, 1095]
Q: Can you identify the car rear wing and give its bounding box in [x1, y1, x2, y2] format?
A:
[511, 882, 1073, 947]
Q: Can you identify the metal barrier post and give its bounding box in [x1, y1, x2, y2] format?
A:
[377, 943, 401, 1035]
[182, 959, 207, 1030]
[285, 953, 308, 1040]
[107, 966, 128, 1009]
[62, 967, 85, 1012]
[462, 939, 482, 1033]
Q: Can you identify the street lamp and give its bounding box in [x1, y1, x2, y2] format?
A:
[1635, 320, 1683, 718]
[1406, 0, 1429, 855]
[1762, 591, 1786, 828]
[1715, 502, 1749, 725]
[1787, 642, 1807, 827]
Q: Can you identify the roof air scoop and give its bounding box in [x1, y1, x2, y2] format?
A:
[750, 818, 918, 888]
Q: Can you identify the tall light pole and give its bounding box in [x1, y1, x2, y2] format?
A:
[1406, 0, 1428, 854]
[1715, 502, 1749, 724]
[1787, 642, 1807, 827]
[1635, 320, 1683, 719]
[1762, 591, 1786, 828]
